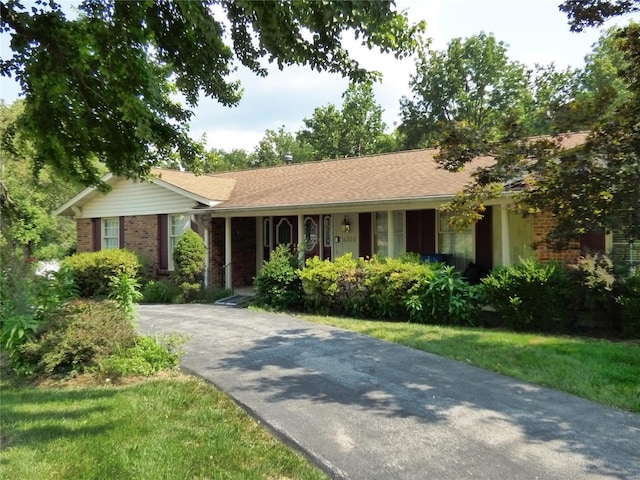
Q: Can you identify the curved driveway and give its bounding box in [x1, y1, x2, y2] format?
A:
[138, 304, 640, 480]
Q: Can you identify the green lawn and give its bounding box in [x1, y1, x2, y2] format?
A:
[0, 374, 327, 480]
[300, 314, 640, 413]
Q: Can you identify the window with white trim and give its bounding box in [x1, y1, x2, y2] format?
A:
[611, 228, 640, 274]
[276, 218, 292, 246]
[374, 211, 388, 257]
[393, 210, 405, 257]
[323, 216, 332, 248]
[439, 212, 474, 270]
[102, 217, 119, 250]
[169, 214, 191, 270]
[303, 217, 317, 251]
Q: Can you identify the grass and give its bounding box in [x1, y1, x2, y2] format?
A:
[300, 314, 640, 413]
[0, 372, 327, 480]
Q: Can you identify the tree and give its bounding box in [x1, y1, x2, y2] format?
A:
[203, 148, 253, 173]
[253, 126, 314, 167]
[298, 104, 343, 159]
[560, 0, 640, 31]
[561, 26, 633, 130]
[0, 0, 423, 187]
[0, 100, 79, 259]
[298, 82, 388, 159]
[398, 33, 532, 149]
[339, 82, 386, 157]
[437, 22, 640, 249]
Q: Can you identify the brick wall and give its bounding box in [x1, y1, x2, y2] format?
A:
[123, 215, 159, 279]
[76, 218, 93, 252]
[532, 211, 581, 263]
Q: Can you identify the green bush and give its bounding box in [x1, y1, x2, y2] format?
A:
[565, 254, 620, 330]
[172, 230, 206, 301]
[300, 254, 369, 316]
[142, 279, 180, 303]
[96, 334, 186, 378]
[63, 249, 140, 298]
[18, 300, 137, 376]
[619, 272, 640, 338]
[364, 256, 434, 320]
[481, 259, 570, 332]
[405, 266, 483, 326]
[254, 245, 304, 310]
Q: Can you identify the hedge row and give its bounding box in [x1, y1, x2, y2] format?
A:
[254, 247, 640, 337]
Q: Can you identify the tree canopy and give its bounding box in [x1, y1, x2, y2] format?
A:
[397, 33, 578, 149]
[0, 0, 423, 187]
[437, 18, 640, 248]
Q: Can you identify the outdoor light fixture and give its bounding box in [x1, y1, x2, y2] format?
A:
[342, 215, 351, 233]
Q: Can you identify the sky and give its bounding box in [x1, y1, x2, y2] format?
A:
[1, 0, 639, 153]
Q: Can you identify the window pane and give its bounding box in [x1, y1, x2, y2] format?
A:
[323, 216, 332, 247]
[393, 211, 404, 235]
[304, 218, 317, 251]
[375, 211, 388, 234]
[276, 218, 292, 245]
[102, 217, 119, 250]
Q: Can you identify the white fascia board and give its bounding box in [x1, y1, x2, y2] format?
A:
[53, 173, 114, 216]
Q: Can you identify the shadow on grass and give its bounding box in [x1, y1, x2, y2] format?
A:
[0, 386, 116, 452]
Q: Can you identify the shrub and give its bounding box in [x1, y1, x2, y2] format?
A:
[254, 244, 304, 310]
[619, 272, 640, 338]
[142, 279, 180, 303]
[405, 266, 483, 326]
[300, 254, 369, 316]
[172, 230, 206, 301]
[565, 254, 619, 330]
[18, 300, 137, 376]
[96, 334, 186, 378]
[481, 259, 570, 332]
[108, 273, 144, 321]
[63, 249, 140, 298]
[364, 256, 433, 320]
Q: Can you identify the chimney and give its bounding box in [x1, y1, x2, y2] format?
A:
[283, 152, 293, 165]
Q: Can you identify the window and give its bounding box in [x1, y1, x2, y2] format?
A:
[263, 218, 271, 248]
[169, 214, 191, 270]
[611, 228, 640, 274]
[323, 216, 332, 248]
[303, 217, 317, 251]
[374, 212, 388, 257]
[102, 217, 119, 250]
[276, 218, 292, 246]
[393, 211, 405, 257]
[439, 212, 474, 270]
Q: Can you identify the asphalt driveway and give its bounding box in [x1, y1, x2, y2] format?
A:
[138, 304, 640, 480]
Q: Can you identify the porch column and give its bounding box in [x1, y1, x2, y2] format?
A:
[297, 214, 305, 263]
[225, 216, 232, 290]
[501, 204, 511, 266]
[387, 210, 395, 258]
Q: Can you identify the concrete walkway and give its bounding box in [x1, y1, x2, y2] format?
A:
[138, 304, 640, 480]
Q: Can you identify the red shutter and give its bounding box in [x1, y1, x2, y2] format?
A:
[580, 228, 606, 254]
[92, 218, 101, 251]
[158, 214, 168, 270]
[359, 213, 372, 258]
[405, 210, 436, 256]
[119, 217, 125, 249]
[475, 207, 493, 269]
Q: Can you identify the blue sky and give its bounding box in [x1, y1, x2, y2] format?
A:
[1, 0, 639, 152]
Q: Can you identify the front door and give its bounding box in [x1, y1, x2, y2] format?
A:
[303, 215, 320, 260]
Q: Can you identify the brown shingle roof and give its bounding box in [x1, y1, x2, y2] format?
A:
[154, 131, 590, 211]
[151, 168, 236, 202]
[210, 149, 494, 209]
